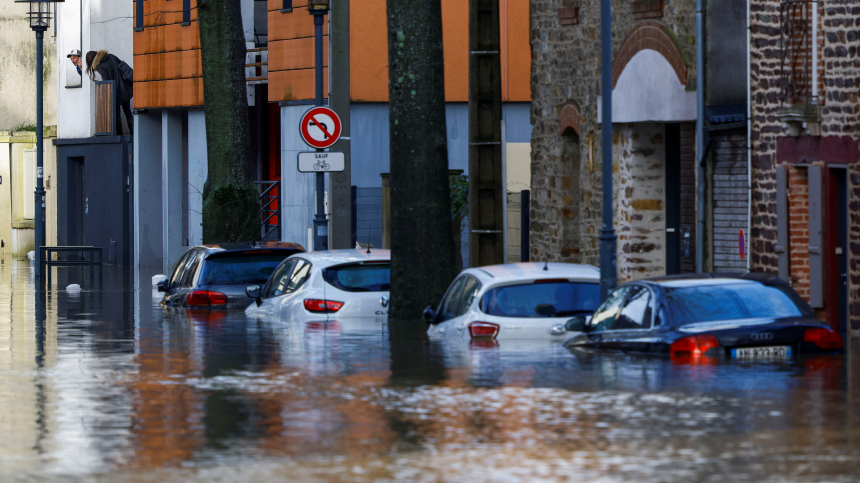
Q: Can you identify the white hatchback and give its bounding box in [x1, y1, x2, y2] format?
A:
[425, 263, 601, 341]
[245, 249, 391, 321]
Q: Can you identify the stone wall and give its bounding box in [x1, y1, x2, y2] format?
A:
[529, 0, 696, 269]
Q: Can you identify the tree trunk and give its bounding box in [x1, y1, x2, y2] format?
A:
[387, 0, 457, 328]
[198, 0, 258, 243]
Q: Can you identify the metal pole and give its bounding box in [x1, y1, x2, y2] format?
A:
[312, 10, 327, 251]
[598, 0, 616, 301]
[695, 0, 705, 273]
[35, 29, 46, 277]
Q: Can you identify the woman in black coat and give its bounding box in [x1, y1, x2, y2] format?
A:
[86, 50, 134, 135]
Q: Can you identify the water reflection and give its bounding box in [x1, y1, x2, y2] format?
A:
[0, 260, 858, 480]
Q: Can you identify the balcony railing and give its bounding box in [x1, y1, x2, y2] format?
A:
[779, 0, 814, 105]
[256, 180, 280, 241]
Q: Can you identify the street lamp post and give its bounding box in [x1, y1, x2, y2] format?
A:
[309, 0, 329, 251]
[17, 0, 64, 278]
[598, 0, 617, 301]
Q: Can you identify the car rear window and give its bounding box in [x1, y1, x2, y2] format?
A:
[324, 263, 391, 292]
[666, 283, 803, 325]
[480, 282, 601, 318]
[198, 254, 293, 286]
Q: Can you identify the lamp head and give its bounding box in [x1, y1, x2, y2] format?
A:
[307, 0, 329, 12]
[16, 0, 64, 31]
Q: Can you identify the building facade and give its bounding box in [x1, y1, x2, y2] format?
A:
[530, 0, 699, 280]
[748, 0, 859, 333]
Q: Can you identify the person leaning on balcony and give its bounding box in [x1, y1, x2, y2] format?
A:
[85, 50, 134, 135]
[67, 49, 82, 76]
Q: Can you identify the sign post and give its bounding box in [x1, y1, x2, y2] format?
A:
[308, 1, 332, 251]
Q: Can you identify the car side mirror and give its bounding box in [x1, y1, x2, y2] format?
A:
[423, 305, 437, 325]
[565, 315, 588, 332]
[156, 280, 167, 292]
[245, 285, 262, 306]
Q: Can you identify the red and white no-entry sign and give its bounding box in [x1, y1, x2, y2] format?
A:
[299, 107, 342, 149]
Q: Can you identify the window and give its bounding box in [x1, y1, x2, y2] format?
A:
[665, 283, 803, 326]
[180, 251, 203, 287]
[324, 263, 391, 292]
[588, 286, 629, 332]
[612, 285, 652, 330]
[285, 259, 312, 293]
[265, 259, 297, 298]
[456, 277, 481, 316]
[481, 281, 601, 318]
[437, 277, 468, 323]
[167, 252, 191, 289]
[198, 253, 292, 286]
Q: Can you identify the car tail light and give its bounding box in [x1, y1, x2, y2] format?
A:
[187, 290, 228, 307]
[468, 321, 500, 339]
[803, 327, 843, 350]
[304, 299, 344, 313]
[670, 334, 720, 357]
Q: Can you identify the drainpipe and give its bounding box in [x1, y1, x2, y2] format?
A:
[695, 0, 705, 273]
[746, 0, 752, 271]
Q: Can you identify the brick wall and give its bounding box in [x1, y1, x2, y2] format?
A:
[530, 0, 696, 268]
[750, 0, 860, 329]
[788, 166, 810, 300]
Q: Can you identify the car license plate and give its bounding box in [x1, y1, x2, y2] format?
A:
[731, 346, 792, 360]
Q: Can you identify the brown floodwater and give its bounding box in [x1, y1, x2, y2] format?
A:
[1, 260, 859, 482]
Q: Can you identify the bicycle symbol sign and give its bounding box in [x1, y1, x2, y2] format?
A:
[299, 107, 342, 149]
[297, 152, 345, 173]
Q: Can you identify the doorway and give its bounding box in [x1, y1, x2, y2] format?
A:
[825, 167, 848, 334]
[664, 124, 681, 275]
[67, 156, 85, 246]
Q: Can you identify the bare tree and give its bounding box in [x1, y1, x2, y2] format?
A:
[387, 0, 457, 327]
[197, 0, 258, 243]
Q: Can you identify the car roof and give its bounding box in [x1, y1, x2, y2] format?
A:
[465, 262, 600, 283]
[645, 278, 760, 289]
[292, 249, 391, 267]
[194, 241, 305, 255]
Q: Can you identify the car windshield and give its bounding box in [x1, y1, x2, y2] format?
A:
[665, 283, 803, 325]
[198, 254, 292, 286]
[324, 263, 391, 292]
[480, 282, 601, 318]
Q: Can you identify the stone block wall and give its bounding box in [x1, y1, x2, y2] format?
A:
[530, 0, 696, 269]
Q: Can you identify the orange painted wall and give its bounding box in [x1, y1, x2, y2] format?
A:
[268, 0, 329, 102]
[133, 0, 203, 108]
[350, 0, 531, 102]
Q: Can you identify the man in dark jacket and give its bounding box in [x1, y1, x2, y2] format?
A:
[85, 50, 134, 135]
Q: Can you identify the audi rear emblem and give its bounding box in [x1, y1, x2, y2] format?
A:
[751, 332, 773, 341]
[380, 295, 389, 308]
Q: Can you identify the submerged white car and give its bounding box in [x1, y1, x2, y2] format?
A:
[245, 249, 391, 321]
[425, 263, 600, 341]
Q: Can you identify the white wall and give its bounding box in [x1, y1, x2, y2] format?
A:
[56, 0, 132, 139]
[598, 49, 696, 124]
[0, 3, 59, 130]
[281, 105, 316, 247]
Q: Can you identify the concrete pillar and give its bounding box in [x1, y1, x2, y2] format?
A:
[281, 104, 316, 249]
[134, 112, 163, 269]
[162, 111, 184, 274]
[187, 110, 207, 246]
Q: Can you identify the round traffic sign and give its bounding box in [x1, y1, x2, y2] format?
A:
[299, 107, 342, 149]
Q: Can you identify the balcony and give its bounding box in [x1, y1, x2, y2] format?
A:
[778, 0, 820, 136]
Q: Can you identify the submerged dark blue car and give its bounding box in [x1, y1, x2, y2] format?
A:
[563, 274, 843, 360]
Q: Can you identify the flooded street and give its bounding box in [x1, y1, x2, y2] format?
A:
[1, 260, 860, 482]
